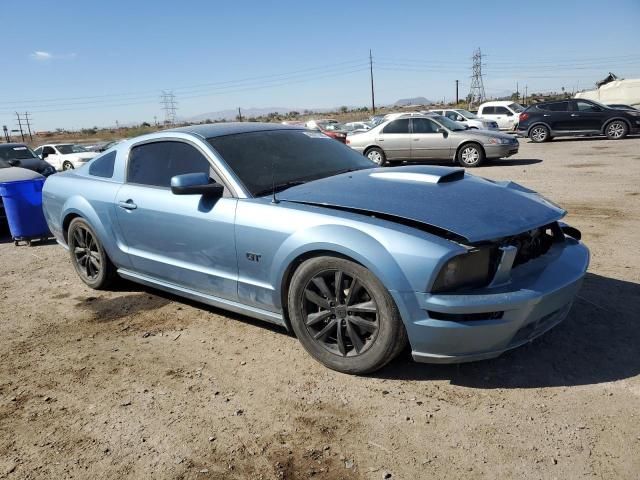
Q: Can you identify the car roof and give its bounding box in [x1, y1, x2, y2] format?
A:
[480, 101, 518, 107]
[0, 143, 29, 148]
[169, 122, 303, 139]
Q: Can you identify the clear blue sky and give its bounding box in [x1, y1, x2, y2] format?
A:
[1, 0, 639, 131]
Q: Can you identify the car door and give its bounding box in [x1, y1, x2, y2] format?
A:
[493, 106, 516, 129]
[114, 139, 239, 301]
[410, 117, 452, 160]
[377, 119, 411, 160]
[42, 146, 60, 170]
[444, 110, 467, 127]
[572, 100, 607, 131]
[540, 101, 572, 131]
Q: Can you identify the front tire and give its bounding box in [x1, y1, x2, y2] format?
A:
[604, 120, 628, 140]
[288, 256, 407, 374]
[62, 161, 74, 170]
[365, 147, 387, 166]
[68, 218, 116, 289]
[529, 125, 550, 143]
[457, 143, 485, 167]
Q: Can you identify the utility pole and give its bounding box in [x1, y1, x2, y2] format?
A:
[524, 85, 528, 106]
[237, 107, 243, 122]
[468, 48, 486, 109]
[23, 112, 33, 141]
[15, 112, 25, 142]
[455, 80, 459, 104]
[160, 90, 178, 126]
[369, 49, 375, 114]
[516, 81, 519, 102]
[2, 125, 10, 143]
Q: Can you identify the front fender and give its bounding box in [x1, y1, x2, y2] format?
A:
[271, 224, 413, 298]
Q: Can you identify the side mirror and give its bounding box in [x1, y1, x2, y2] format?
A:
[8, 159, 19, 166]
[42, 152, 49, 159]
[505, 111, 513, 116]
[456, 116, 464, 121]
[437, 128, 448, 137]
[171, 172, 224, 198]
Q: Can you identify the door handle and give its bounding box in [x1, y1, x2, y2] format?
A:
[118, 199, 137, 210]
[376, 138, 384, 141]
[543, 114, 551, 117]
[413, 138, 420, 141]
[571, 114, 579, 117]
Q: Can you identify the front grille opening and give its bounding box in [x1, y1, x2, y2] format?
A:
[503, 222, 562, 267]
[428, 311, 504, 322]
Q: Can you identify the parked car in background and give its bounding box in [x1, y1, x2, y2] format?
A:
[347, 114, 518, 167]
[41, 122, 589, 374]
[85, 140, 121, 153]
[343, 121, 372, 135]
[33, 144, 97, 171]
[517, 98, 640, 143]
[0, 144, 56, 177]
[305, 119, 338, 130]
[477, 101, 525, 130]
[429, 109, 499, 130]
[607, 104, 638, 111]
[369, 115, 386, 127]
[308, 120, 348, 143]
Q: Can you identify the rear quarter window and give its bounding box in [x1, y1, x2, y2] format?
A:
[89, 151, 116, 178]
[481, 106, 495, 115]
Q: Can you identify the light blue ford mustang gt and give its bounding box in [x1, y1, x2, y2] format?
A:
[42, 123, 589, 374]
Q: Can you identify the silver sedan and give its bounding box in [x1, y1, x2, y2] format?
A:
[346, 114, 519, 167]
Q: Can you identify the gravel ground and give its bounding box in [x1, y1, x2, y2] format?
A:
[1, 135, 639, 479]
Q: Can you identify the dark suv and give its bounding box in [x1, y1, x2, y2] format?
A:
[517, 99, 640, 143]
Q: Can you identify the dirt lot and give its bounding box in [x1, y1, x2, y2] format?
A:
[1, 135, 639, 479]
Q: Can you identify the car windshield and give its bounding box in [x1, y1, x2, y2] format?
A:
[321, 123, 346, 131]
[455, 109, 478, 119]
[207, 129, 375, 197]
[57, 144, 88, 154]
[508, 103, 525, 113]
[431, 116, 467, 131]
[0, 145, 37, 160]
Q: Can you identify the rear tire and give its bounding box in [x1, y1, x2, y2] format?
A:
[365, 147, 387, 166]
[529, 125, 550, 143]
[456, 143, 485, 167]
[604, 120, 628, 140]
[62, 161, 74, 170]
[68, 218, 116, 289]
[288, 256, 407, 374]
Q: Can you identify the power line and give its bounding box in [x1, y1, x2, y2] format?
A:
[369, 49, 376, 114]
[468, 48, 486, 109]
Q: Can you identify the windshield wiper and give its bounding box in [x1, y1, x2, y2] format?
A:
[254, 180, 307, 197]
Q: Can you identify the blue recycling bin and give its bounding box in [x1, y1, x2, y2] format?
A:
[0, 171, 51, 246]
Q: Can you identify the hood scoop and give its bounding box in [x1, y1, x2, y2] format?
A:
[369, 168, 464, 184]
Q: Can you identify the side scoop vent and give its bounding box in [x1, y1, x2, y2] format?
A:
[369, 168, 465, 184]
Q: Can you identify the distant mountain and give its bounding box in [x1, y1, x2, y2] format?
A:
[394, 97, 433, 106]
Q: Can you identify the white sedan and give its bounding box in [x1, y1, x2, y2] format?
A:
[33, 144, 97, 171]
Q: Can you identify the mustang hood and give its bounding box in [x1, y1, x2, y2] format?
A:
[278, 165, 565, 243]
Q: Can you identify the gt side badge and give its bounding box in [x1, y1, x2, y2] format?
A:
[246, 252, 262, 263]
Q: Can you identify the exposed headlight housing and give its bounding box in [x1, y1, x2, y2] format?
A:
[625, 110, 640, 116]
[431, 248, 495, 293]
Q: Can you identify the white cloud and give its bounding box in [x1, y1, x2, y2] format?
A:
[30, 51, 77, 61]
[31, 51, 52, 60]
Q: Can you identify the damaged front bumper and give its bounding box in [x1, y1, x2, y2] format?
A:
[392, 237, 589, 364]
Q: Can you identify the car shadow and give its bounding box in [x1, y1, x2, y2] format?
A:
[375, 272, 640, 388]
[393, 158, 542, 168]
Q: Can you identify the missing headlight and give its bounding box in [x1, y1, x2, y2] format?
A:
[431, 248, 495, 293]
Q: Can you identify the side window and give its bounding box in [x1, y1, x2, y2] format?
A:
[576, 101, 602, 112]
[33, 147, 42, 155]
[412, 118, 438, 134]
[547, 102, 569, 112]
[89, 151, 116, 178]
[43, 146, 56, 155]
[482, 106, 495, 115]
[382, 119, 410, 134]
[431, 110, 442, 115]
[495, 106, 512, 116]
[445, 111, 458, 120]
[128, 141, 211, 187]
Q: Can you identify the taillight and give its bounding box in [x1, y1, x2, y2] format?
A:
[519, 112, 529, 122]
[345, 138, 350, 144]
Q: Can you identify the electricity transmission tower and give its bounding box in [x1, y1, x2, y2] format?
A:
[468, 48, 486, 109]
[160, 91, 178, 126]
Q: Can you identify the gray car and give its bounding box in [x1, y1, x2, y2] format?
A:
[346, 114, 519, 167]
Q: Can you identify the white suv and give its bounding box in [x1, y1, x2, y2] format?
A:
[429, 109, 498, 130]
[477, 101, 525, 130]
